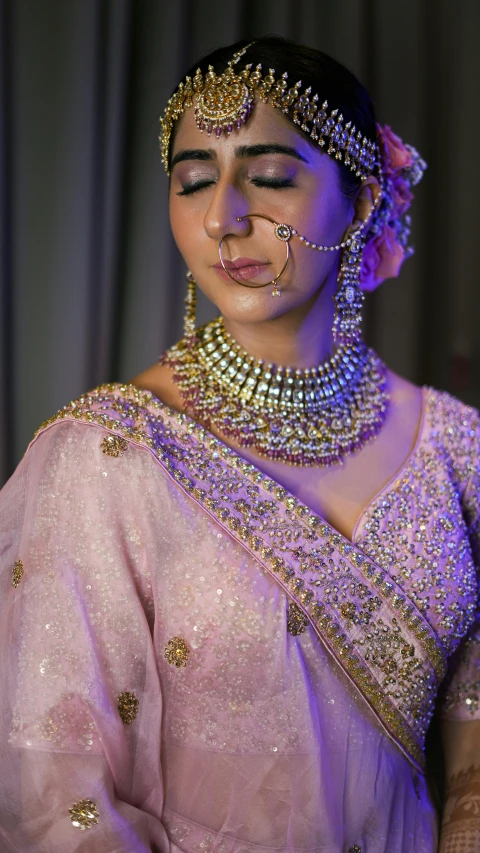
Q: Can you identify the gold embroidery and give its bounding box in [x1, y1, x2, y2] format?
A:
[12, 560, 24, 588]
[340, 601, 356, 620]
[32, 383, 479, 770]
[69, 798, 99, 830]
[287, 601, 309, 635]
[117, 691, 139, 724]
[165, 637, 190, 668]
[100, 433, 128, 457]
[347, 847, 362, 853]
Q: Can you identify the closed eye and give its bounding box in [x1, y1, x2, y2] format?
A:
[176, 180, 215, 196]
[177, 177, 295, 196]
[250, 177, 295, 189]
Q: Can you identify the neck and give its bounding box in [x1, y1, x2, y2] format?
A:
[222, 278, 337, 370]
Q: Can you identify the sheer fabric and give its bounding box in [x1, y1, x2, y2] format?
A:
[1, 382, 480, 851]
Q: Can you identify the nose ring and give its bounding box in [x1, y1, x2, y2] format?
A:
[218, 214, 291, 297]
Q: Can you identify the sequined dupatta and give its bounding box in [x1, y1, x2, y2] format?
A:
[35, 383, 448, 771]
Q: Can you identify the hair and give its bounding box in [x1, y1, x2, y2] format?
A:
[168, 35, 378, 199]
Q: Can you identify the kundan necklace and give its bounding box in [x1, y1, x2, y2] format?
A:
[161, 317, 389, 467]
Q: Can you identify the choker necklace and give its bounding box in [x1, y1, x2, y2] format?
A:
[161, 318, 389, 466]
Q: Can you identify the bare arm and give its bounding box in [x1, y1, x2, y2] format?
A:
[439, 719, 480, 852]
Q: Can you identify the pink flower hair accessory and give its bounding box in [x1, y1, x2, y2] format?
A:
[358, 124, 426, 292]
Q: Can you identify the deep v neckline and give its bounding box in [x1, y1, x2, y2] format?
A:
[350, 384, 428, 543]
[135, 382, 429, 548]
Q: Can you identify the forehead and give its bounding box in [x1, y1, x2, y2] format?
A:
[171, 98, 323, 164]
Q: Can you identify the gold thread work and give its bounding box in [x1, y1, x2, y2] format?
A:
[12, 560, 24, 588]
[164, 637, 190, 668]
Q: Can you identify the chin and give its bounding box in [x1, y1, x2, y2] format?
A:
[210, 288, 295, 324]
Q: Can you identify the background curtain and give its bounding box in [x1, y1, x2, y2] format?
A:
[1, 0, 479, 484]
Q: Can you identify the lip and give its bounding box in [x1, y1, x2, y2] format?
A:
[213, 257, 270, 282]
[213, 257, 269, 269]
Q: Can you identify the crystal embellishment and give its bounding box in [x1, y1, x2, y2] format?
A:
[286, 601, 309, 635]
[161, 317, 389, 467]
[274, 223, 293, 241]
[101, 434, 128, 458]
[69, 799, 99, 830]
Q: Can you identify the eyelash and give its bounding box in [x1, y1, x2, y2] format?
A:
[176, 177, 295, 196]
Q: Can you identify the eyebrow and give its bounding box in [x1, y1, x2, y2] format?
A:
[236, 144, 309, 163]
[170, 143, 308, 170]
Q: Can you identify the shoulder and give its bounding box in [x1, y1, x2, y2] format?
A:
[33, 382, 167, 444]
[24, 383, 179, 494]
[423, 386, 480, 490]
[424, 386, 479, 447]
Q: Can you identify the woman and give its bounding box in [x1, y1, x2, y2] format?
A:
[0, 35, 478, 853]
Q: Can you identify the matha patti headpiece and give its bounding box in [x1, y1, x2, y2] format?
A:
[160, 42, 378, 178]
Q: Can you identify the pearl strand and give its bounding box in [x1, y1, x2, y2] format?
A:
[290, 182, 383, 252]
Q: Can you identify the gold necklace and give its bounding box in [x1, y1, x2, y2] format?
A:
[161, 318, 389, 466]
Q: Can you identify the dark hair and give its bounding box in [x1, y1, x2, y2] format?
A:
[169, 35, 377, 198]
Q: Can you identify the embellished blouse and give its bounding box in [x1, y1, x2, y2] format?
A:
[0, 383, 479, 853]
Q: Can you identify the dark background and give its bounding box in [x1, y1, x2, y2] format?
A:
[1, 0, 479, 484]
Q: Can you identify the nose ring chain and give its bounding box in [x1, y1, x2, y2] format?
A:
[217, 193, 381, 297]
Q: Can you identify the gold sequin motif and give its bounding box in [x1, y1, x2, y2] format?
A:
[12, 560, 24, 588]
[100, 433, 128, 457]
[165, 636, 190, 667]
[117, 691, 139, 724]
[69, 798, 99, 830]
[287, 601, 309, 635]
[347, 846, 362, 853]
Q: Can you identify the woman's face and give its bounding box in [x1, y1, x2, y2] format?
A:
[169, 99, 354, 323]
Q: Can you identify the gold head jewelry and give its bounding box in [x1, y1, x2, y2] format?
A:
[160, 43, 378, 178]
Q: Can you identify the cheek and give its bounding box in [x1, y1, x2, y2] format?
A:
[289, 241, 339, 293]
[169, 195, 204, 260]
[299, 192, 350, 245]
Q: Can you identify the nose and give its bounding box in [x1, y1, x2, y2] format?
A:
[203, 179, 250, 242]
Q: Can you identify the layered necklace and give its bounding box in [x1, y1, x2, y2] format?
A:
[162, 317, 389, 466]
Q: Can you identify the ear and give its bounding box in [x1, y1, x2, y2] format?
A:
[346, 176, 382, 235]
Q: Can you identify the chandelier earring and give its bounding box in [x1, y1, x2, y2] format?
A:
[332, 231, 366, 347]
[331, 186, 383, 346]
[184, 270, 197, 339]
